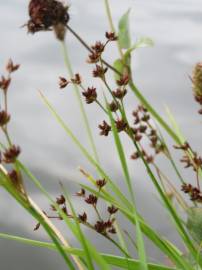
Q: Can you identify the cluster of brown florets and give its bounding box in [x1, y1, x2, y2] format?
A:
[58, 32, 130, 136]
[34, 179, 119, 237]
[87, 32, 117, 64]
[181, 183, 202, 203]
[130, 105, 165, 163]
[0, 59, 19, 95]
[57, 33, 165, 165]
[174, 142, 202, 203]
[174, 142, 202, 172]
[26, 0, 70, 40]
[0, 60, 24, 194]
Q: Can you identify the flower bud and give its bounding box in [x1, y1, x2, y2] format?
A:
[192, 62, 202, 104]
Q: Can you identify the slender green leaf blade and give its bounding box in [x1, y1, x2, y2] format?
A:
[0, 233, 177, 270]
[118, 9, 131, 49]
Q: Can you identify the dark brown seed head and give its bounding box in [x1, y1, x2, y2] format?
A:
[87, 52, 100, 64]
[112, 88, 127, 99]
[116, 75, 129, 86]
[6, 59, 20, 74]
[105, 32, 118, 41]
[98, 120, 111, 136]
[181, 183, 193, 193]
[59, 77, 69, 89]
[150, 136, 158, 146]
[56, 194, 66, 205]
[131, 151, 140, 160]
[145, 155, 154, 164]
[141, 114, 150, 122]
[78, 212, 87, 223]
[91, 41, 105, 54]
[115, 119, 128, 132]
[108, 101, 119, 112]
[173, 142, 190, 151]
[0, 111, 10, 126]
[82, 87, 97, 104]
[96, 178, 107, 189]
[0, 76, 11, 92]
[27, 0, 69, 39]
[94, 220, 106, 233]
[3, 145, 21, 163]
[104, 219, 113, 228]
[93, 65, 108, 78]
[85, 194, 98, 205]
[71, 74, 81, 85]
[34, 223, 41, 231]
[107, 205, 118, 215]
[134, 133, 142, 142]
[139, 125, 147, 133]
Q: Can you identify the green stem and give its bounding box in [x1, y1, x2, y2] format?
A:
[66, 25, 120, 75]
[61, 41, 99, 163]
[95, 100, 107, 114]
[105, 234, 130, 258]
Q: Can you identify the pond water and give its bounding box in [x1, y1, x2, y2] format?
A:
[0, 0, 202, 269]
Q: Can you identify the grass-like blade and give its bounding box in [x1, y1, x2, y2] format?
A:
[39, 91, 133, 211]
[0, 233, 177, 270]
[106, 99, 148, 270]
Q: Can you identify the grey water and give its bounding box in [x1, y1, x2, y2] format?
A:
[0, 0, 202, 269]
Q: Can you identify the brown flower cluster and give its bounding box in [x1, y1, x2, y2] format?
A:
[130, 105, 165, 163]
[98, 121, 111, 136]
[87, 32, 117, 64]
[174, 142, 202, 172]
[27, 0, 69, 40]
[34, 179, 118, 237]
[181, 183, 202, 203]
[75, 184, 118, 235]
[0, 111, 10, 127]
[0, 60, 25, 196]
[59, 73, 82, 89]
[3, 145, 21, 163]
[82, 87, 97, 104]
[0, 59, 20, 94]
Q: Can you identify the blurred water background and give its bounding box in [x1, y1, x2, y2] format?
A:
[0, 0, 202, 269]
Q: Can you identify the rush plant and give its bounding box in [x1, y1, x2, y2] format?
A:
[0, 1, 202, 269]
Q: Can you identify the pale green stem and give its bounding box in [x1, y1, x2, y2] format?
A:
[61, 41, 99, 163]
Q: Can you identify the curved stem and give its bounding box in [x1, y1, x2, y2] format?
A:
[66, 24, 121, 75]
[105, 234, 130, 258]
